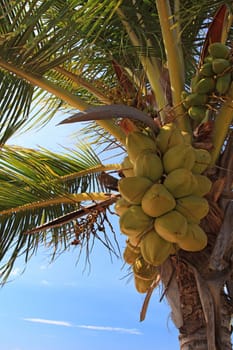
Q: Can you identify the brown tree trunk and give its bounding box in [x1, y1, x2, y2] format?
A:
[161, 199, 233, 350]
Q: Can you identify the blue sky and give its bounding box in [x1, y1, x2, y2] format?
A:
[1, 115, 180, 350]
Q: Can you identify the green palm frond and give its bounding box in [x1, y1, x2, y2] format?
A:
[0, 0, 230, 142]
[0, 142, 121, 282]
[0, 0, 232, 284]
[0, 143, 115, 207]
[0, 73, 34, 145]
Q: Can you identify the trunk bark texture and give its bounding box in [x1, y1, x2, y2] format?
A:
[141, 131, 233, 349]
[161, 199, 233, 350]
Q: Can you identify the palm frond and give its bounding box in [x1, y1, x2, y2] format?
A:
[0, 142, 121, 282]
[0, 0, 231, 143]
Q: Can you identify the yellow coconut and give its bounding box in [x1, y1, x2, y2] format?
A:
[133, 256, 158, 280]
[154, 210, 188, 243]
[163, 168, 198, 198]
[162, 144, 196, 173]
[123, 240, 141, 265]
[177, 223, 208, 252]
[133, 150, 164, 182]
[126, 131, 157, 162]
[140, 229, 174, 266]
[176, 195, 209, 223]
[181, 131, 192, 144]
[119, 205, 153, 238]
[134, 275, 154, 293]
[118, 176, 153, 204]
[114, 197, 131, 216]
[192, 174, 212, 196]
[141, 183, 176, 217]
[156, 123, 184, 154]
[121, 156, 134, 177]
[192, 148, 212, 174]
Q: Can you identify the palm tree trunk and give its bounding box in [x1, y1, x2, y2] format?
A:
[161, 200, 233, 350]
[177, 264, 232, 350]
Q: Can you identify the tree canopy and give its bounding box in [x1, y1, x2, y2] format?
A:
[0, 0, 232, 293]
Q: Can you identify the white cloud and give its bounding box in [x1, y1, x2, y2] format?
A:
[76, 325, 142, 335]
[64, 281, 79, 288]
[23, 318, 72, 327]
[22, 318, 142, 335]
[40, 279, 51, 286]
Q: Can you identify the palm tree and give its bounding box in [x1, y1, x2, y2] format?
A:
[0, 1, 232, 349]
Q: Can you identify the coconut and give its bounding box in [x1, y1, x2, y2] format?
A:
[192, 148, 212, 174]
[177, 223, 208, 252]
[134, 275, 154, 293]
[114, 197, 131, 216]
[176, 195, 209, 223]
[208, 43, 230, 59]
[154, 210, 188, 243]
[163, 144, 196, 174]
[133, 256, 158, 280]
[141, 183, 176, 217]
[123, 240, 141, 265]
[163, 168, 198, 198]
[118, 176, 153, 204]
[156, 123, 184, 154]
[133, 150, 163, 182]
[126, 131, 157, 162]
[140, 229, 174, 266]
[119, 205, 153, 238]
[192, 174, 212, 196]
[121, 156, 134, 177]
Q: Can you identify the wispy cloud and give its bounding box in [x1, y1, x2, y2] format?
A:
[76, 325, 142, 335]
[22, 318, 142, 335]
[23, 318, 72, 327]
[40, 279, 51, 286]
[64, 281, 79, 288]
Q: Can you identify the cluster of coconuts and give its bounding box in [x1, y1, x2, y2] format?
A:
[182, 42, 232, 124]
[115, 124, 212, 293]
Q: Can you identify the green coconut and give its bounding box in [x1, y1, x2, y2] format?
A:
[177, 223, 208, 252]
[141, 183, 176, 217]
[134, 275, 154, 293]
[119, 205, 153, 238]
[156, 123, 184, 154]
[208, 42, 230, 59]
[192, 148, 212, 174]
[192, 174, 212, 196]
[216, 73, 231, 95]
[212, 58, 230, 74]
[199, 62, 214, 77]
[163, 168, 198, 198]
[193, 77, 215, 94]
[114, 197, 131, 216]
[133, 256, 158, 280]
[176, 195, 209, 223]
[123, 240, 141, 265]
[121, 156, 134, 177]
[154, 210, 188, 243]
[162, 144, 196, 173]
[134, 150, 164, 182]
[126, 131, 157, 162]
[184, 93, 208, 107]
[140, 229, 174, 266]
[188, 105, 207, 123]
[118, 176, 153, 204]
